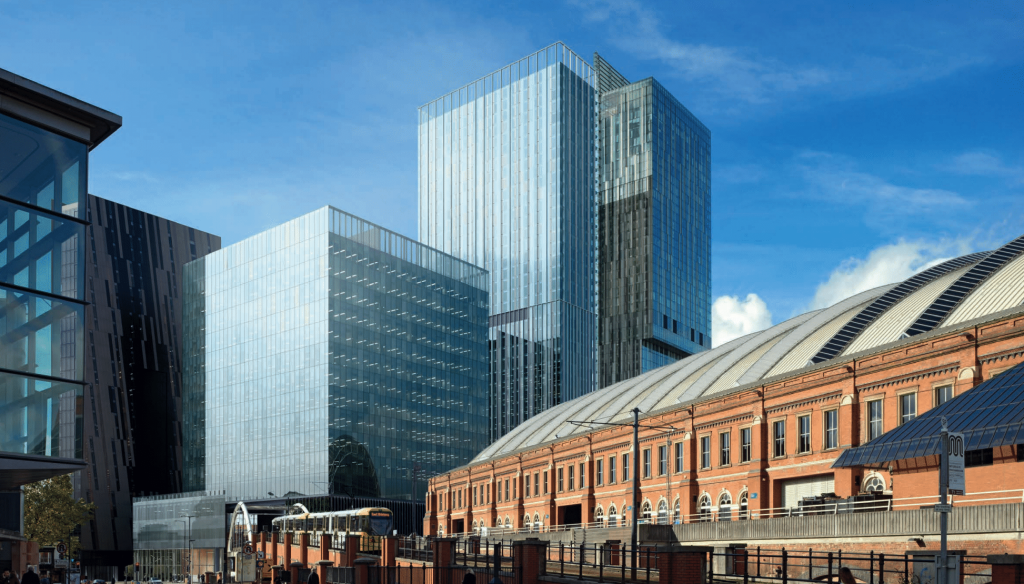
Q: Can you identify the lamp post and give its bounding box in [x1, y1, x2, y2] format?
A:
[565, 407, 678, 580]
[176, 520, 188, 582]
[180, 514, 195, 584]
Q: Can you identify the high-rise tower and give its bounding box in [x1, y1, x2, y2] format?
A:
[418, 43, 597, 441]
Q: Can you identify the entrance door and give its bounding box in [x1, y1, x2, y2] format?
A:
[781, 474, 834, 507]
[560, 504, 582, 526]
[452, 519, 464, 534]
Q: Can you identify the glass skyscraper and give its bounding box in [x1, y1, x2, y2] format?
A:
[595, 56, 712, 387]
[418, 45, 711, 438]
[182, 206, 488, 502]
[418, 42, 597, 441]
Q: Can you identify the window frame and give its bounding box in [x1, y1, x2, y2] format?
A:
[557, 467, 564, 492]
[772, 419, 786, 459]
[609, 456, 617, 484]
[898, 390, 917, 426]
[700, 434, 711, 469]
[596, 459, 604, 486]
[867, 399, 884, 441]
[674, 441, 684, 473]
[720, 431, 731, 467]
[643, 448, 652, 478]
[568, 464, 575, 491]
[933, 382, 954, 407]
[740, 426, 752, 463]
[823, 408, 838, 451]
[797, 414, 811, 454]
[658, 445, 668, 476]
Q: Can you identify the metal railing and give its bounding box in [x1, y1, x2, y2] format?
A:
[396, 536, 433, 563]
[440, 488, 1024, 538]
[547, 542, 659, 583]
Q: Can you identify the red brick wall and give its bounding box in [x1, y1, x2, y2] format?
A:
[426, 314, 1024, 548]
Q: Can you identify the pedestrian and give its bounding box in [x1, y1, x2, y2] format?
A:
[40, 573, 51, 584]
[1, 570, 15, 584]
[838, 567, 856, 584]
[461, 569, 476, 584]
[305, 570, 319, 584]
[22, 567, 40, 584]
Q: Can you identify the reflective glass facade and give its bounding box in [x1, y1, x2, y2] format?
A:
[77, 195, 220, 569]
[133, 492, 226, 581]
[597, 75, 711, 388]
[0, 111, 87, 462]
[183, 207, 488, 502]
[418, 42, 597, 441]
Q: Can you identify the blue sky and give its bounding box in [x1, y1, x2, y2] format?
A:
[3, 1, 1022, 344]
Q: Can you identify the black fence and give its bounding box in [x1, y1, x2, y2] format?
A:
[396, 537, 433, 563]
[713, 547, 995, 584]
[323, 567, 355, 584]
[453, 539, 658, 584]
[367, 565, 519, 584]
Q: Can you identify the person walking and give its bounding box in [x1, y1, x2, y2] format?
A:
[1, 569, 17, 584]
[22, 567, 40, 584]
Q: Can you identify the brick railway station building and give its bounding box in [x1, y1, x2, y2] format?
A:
[426, 234, 1024, 555]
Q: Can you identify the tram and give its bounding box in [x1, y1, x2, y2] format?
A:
[271, 507, 394, 552]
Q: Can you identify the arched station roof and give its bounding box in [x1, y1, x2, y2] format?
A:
[472, 236, 1024, 464]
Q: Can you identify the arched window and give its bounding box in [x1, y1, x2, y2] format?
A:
[504, 516, 511, 529]
[524, 514, 532, 532]
[657, 500, 669, 525]
[641, 500, 653, 523]
[698, 494, 713, 522]
[594, 506, 605, 525]
[608, 505, 618, 527]
[673, 498, 681, 524]
[719, 492, 733, 522]
[739, 493, 749, 521]
[472, 520, 478, 533]
[533, 513, 541, 532]
[863, 473, 886, 494]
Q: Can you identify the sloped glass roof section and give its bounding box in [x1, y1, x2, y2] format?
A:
[812, 253, 987, 363]
[833, 362, 1024, 469]
[905, 235, 1024, 337]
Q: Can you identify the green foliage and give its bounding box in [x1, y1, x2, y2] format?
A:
[23, 474, 96, 557]
[125, 564, 135, 579]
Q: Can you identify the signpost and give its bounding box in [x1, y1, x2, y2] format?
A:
[938, 419, 965, 584]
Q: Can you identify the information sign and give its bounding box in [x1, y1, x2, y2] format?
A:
[239, 553, 257, 583]
[947, 432, 966, 495]
[933, 504, 952, 514]
[56, 543, 68, 555]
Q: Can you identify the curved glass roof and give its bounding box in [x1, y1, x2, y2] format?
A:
[471, 240, 1024, 464]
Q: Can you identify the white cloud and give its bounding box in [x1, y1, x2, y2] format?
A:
[948, 151, 1024, 183]
[712, 294, 772, 347]
[808, 238, 975, 310]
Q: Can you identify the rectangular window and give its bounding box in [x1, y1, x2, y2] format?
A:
[740, 427, 751, 463]
[597, 459, 604, 485]
[824, 410, 838, 450]
[622, 454, 630, 481]
[609, 457, 617, 484]
[798, 415, 811, 454]
[579, 463, 585, 489]
[643, 449, 651, 478]
[658, 445, 668, 476]
[720, 432, 731, 466]
[773, 420, 786, 458]
[558, 468, 564, 492]
[675, 442, 684, 473]
[673, 320, 678, 333]
[700, 333, 704, 346]
[700, 436, 711, 469]
[868, 400, 883, 440]
[900, 393, 917, 425]
[935, 384, 954, 407]
[966, 448, 993, 467]
[512, 479, 517, 500]
[534, 472, 539, 497]
[543, 471, 548, 494]
[505, 479, 509, 501]
[473, 488, 477, 506]
[568, 465, 575, 491]
[664, 315, 669, 329]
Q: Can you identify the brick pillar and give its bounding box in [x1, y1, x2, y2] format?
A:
[381, 537, 397, 567]
[271, 532, 279, 568]
[289, 561, 302, 584]
[320, 535, 332, 564]
[656, 545, 711, 584]
[299, 533, 309, 567]
[513, 539, 548, 584]
[432, 538, 455, 567]
[343, 535, 361, 567]
[283, 533, 293, 570]
[352, 558, 376, 584]
[988, 556, 1024, 584]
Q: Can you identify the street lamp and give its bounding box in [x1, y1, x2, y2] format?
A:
[176, 520, 188, 582]
[566, 407, 678, 580]
[180, 514, 196, 584]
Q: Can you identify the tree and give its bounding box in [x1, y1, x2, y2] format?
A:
[23, 474, 96, 557]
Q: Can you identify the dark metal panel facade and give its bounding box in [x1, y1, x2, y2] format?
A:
[77, 194, 219, 568]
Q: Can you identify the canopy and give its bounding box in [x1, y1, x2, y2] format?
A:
[833, 361, 1024, 469]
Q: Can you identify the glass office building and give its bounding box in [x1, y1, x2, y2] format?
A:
[595, 57, 711, 388]
[1, 68, 120, 570]
[183, 206, 488, 502]
[418, 42, 597, 441]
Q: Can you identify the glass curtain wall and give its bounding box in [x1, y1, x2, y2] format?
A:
[597, 78, 711, 387]
[183, 207, 488, 502]
[0, 112, 87, 461]
[418, 42, 597, 441]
